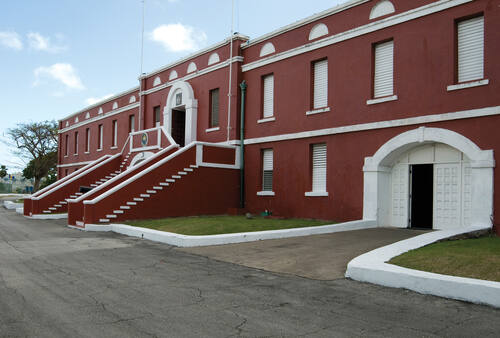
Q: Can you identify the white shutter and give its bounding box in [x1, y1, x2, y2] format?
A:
[313, 60, 328, 109]
[391, 164, 409, 228]
[262, 149, 273, 191]
[374, 40, 394, 98]
[433, 164, 461, 229]
[458, 16, 484, 83]
[263, 75, 274, 118]
[312, 144, 327, 192]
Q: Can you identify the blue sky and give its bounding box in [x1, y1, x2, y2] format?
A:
[0, 0, 345, 171]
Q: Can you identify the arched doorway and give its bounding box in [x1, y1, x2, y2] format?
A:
[363, 127, 494, 230]
[164, 81, 198, 147]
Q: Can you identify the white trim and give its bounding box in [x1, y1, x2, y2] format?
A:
[242, 0, 473, 72]
[447, 79, 489, 92]
[141, 57, 244, 96]
[110, 146, 118, 150]
[366, 95, 398, 105]
[244, 105, 500, 145]
[345, 225, 500, 308]
[306, 107, 330, 115]
[205, 127, 220, 133]
[242, 0, 370, 48]
[59, 87, 139, 122]
[257, 117, 276, 124]
[140, 34, 249, 78]
[257, 191, 275, 196]
[57, 160, 94, 168]
[83, 219, 377, 247]
[305, 191, 329, 197]
[59, 103, 140, 133]
[130, 145, 159, 153]
[27, 213, 68, 220]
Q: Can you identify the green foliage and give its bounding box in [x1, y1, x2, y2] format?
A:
[0, 165, 6, 179]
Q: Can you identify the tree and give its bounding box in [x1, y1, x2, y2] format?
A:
[7, 121, 58, 192]
[0, 165, 6, 179]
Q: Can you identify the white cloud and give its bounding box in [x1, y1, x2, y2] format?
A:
[150, 23, 207, 53]
[85, 94, 114, 106]
[27, 32, 66, 53]
[34, 63, 85, 90]
[0, 31, 23, 50]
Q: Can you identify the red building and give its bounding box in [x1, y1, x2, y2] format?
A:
[25, 0, 499, 235]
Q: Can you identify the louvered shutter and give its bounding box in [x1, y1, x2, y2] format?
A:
[313, 60, 328, 109]
[263, 75, 274, 118]
[262, 149, 273, 191]
[458, 16, 484, 83]
[374, 40, 394, 98]
[312, 144, 327, 192]
[211, 89, 219, 127]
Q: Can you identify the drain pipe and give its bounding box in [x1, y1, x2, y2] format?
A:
[239, 80, 247, 209]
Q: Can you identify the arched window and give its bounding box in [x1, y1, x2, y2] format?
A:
[260, 42, 276, 57]
[309, 23, 329, 40]
[169, 70, 178, 81]
[187, 62, 197, 73]
[369, 1, 395, 20]
[208, 52, 220, 65]
[153, 76, 162, 86]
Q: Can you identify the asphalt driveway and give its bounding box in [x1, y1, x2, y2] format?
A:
[0, 206, 499, 337]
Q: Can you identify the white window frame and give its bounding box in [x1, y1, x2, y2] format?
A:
[258, 148, 275, 196]
[305, 143, 328, 197]
[262, 74, 274, 119]
[372, 40, 395, 100]
[312, 59, 328, 110]
[456, 15, 485, 84]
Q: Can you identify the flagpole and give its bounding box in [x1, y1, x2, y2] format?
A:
[139, 0, 145, 131]
[226, 0, 234, 142]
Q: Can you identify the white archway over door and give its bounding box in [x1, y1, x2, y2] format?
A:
[164, 81, 198, 146]
[363, 127, 494, 229]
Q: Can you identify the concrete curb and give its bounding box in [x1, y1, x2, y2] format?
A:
[3, 201, 23, 210]
[26, 213, 68, 220]
[345, 226, 500, 308]
[84, 219, 378, 247]
[15, 207, 23, 214]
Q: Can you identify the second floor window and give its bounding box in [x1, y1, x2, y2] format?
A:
[129, 115, 135, 133]
[85, 128, 90, 153]
[154, 106, 161, 127]
[98, 124, 103, 150]
[64, 135, 69, 156]
[457, 16, 484, 83]
[312, 59, 328, 109]
[74, 132, 78, 155]
[262, 74, 274, 118]
[209, 88, 219, 128]
[373, 40, 394, 98]
[112, 120, 117, 147]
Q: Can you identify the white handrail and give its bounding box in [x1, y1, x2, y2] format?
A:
[120, 134, 131, 154]
[34, 153, 122, 200]
[161, 127, 178, 147]
[31, 155, 111, 198]
[68, 144, 178, 203]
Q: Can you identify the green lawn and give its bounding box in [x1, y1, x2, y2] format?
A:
[389, 235, 500, 282]
[124, 215, 333, 236]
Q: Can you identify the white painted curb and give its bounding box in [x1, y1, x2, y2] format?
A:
[345, 226, 500, 308]
[3, 201, 23, 210]
[26, 213, 68, 220]
[16, 207, 24, 214]
[83, 219, 377, 247]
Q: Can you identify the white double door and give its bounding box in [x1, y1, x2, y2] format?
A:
[391, 162, 471, 229]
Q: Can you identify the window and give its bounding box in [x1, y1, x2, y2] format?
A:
[129, 115, 135, 133]
[260, 149, 274, 194]
[312, 59, 328, 109]
[306, 143, 328, 196]
[209, 88, 219, 128]
[373, 40, 394, 98]
[65, 169, 68, 177]
[64, 135, 68, 156]
[98, 124, 103, 150]
[85, 128, 90, 153]
[74, 132, 78, 155]
[457, 16, 484, 83]
[262, 74, 274, 118]
[112, 120, 117, 147]
[153, 106, 161, 127]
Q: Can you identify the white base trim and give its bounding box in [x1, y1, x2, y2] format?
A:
[366, 95, 398, 105]
[257, 191, 275, 196]
[305, 191, 329, 197]
[447, 79, 489, 92]
[82, 219, 377, 247]
[345, 225, 500, 308]
[26, 213, 68, 220]
[3, 201, 23, 210]
[306, 107, 330, 115]
[257, 117, 276, 124]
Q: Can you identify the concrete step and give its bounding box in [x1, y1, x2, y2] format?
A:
[172, 175, 181, 179]
[99, 179, 107, 182]
[146, 190, 156, 194]
[69, 195, 77, 199]
[106, 214, 117, 219]
[105, 176, 112, 179]
[110, 173, 117, 177]
[184, 168, 193, 172]
[140, 194, 150, 198]
[178, 171, 187, 175]
[159, 182, 169, 186]
[120, 206, 131, 210]
[90, 184, 98, 187]
[127, 202, 137, 206]
[99, 219, 110, 223]
[76, 221, 84, 226]
[166, 179, 175, 183]
[48, 207, 56, 211]
[60, 201, 67, 205]
[134, 198, 144, 202]
[115, 171, 121, 174]
[113, 210, 124, 214]
[190, 165, 198, 168]
[75, 192, 83, 196]
[54, 204, 62, 207]
[153, 186, 163, 190]
[43, 210, 51, 214]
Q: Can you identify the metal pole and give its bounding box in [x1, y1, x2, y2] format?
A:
[139, 0, 145, 131]
[239, 80, 247, 209]
[226, 0, 234, 142]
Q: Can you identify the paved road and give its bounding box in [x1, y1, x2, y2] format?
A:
[180, 228, 427, 280]
[0, 207, 499, 337]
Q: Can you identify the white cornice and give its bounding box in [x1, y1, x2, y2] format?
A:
[141, 56, 244, 96]
[242, 0, 370, 48]
[140, 34, 249, 79]
[242, 0, 473, 72]
[243, 105, 500, 145]
[59, 103, 140, 134]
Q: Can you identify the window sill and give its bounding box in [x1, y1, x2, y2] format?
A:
[64, 155, 68, 158]
[111, 146, 118, 149]
[305, 191, 329, 197]
[206, 127, 220, 133]
[97, 148, 103, 152]
[257, 117, 276, 124]
[306, 107, 330, 115]
[84, 151, 90, 154]
[74, 154, 78, 156]
[447, 79, 489, 92]
[257, 191, 275, 196]
[366, 95, 398, 105]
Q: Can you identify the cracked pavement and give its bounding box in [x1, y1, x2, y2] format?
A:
[0, 206, 499, 337]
